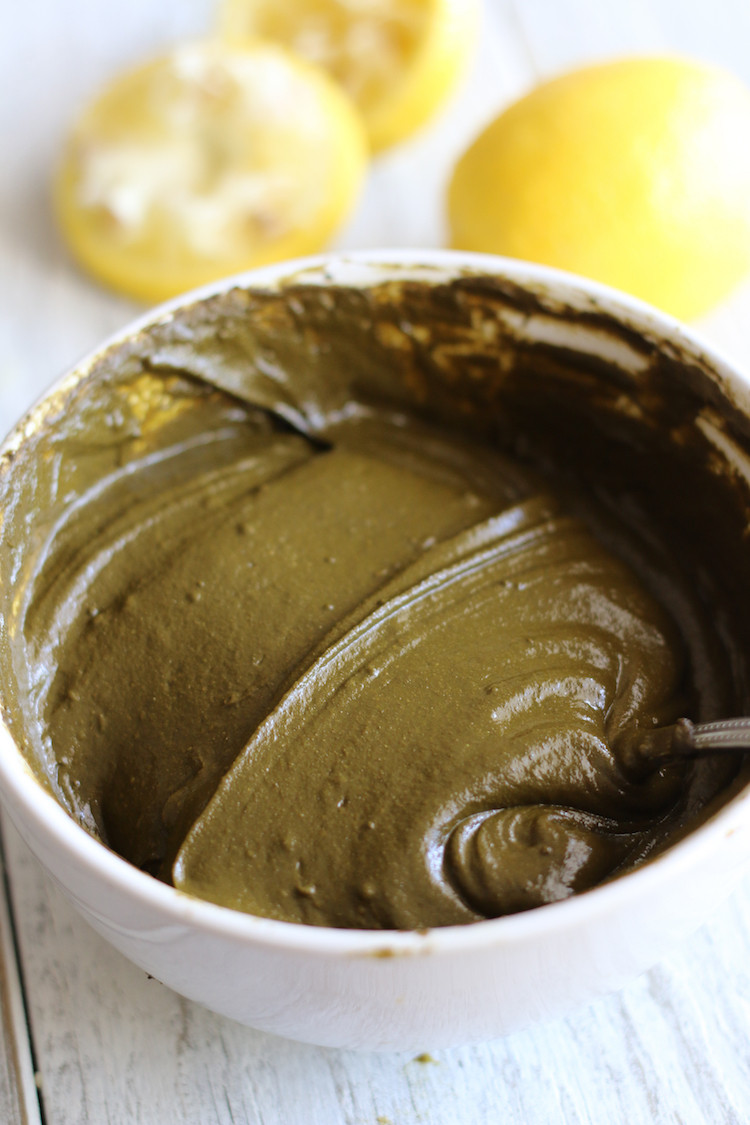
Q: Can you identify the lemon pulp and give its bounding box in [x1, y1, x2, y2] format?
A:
[56, 41, 367, 303]
[219, 0, 479, 151]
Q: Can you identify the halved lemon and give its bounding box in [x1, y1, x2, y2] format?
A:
[219, 0, 479, 152]
[55, 41, 368, 303]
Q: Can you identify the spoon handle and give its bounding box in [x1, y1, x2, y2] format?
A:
[631, 716, 750, 767]
[692, 717, 750, 752]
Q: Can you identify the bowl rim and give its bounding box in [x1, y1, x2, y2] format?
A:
[2, 246, 750, 958]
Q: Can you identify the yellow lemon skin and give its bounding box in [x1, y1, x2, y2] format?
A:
[55, 41, 367, 304]
[219, 0, 480, 152]
[448, 57, 750, 321]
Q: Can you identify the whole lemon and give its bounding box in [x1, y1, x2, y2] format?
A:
[448, 57, 750, 320]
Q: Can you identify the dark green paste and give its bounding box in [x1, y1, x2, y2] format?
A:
[2, 271, 750, 929]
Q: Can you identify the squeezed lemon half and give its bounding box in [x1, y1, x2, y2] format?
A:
[56, 41, 368, 303]
[219, 0, 479, 151]
[448, 57, 750, 321]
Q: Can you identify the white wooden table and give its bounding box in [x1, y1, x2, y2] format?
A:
[3, 2, 750, 1121]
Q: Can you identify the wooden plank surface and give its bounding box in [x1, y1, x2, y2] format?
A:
[3, 1, 750, 1122]
[0, 833, 42, 1125]
[5, 816, 750, 1125]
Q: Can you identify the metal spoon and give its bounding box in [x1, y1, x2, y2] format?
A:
[634, 717, 750, 766]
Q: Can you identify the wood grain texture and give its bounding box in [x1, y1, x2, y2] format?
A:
[5, 818, 750, 1125]
[3, 0, 750, 1122]
[0, 834, 42, 1125]
[0, 900, 25, 1124]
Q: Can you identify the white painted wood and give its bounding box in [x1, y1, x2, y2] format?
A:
[3, 0, 750, 1121]
[510, 0, 750, 85]
[5, 817, 750, 1125]
[0, 833, 42, 1125]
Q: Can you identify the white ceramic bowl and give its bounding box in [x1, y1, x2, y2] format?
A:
[2, 250, 750, 1051]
